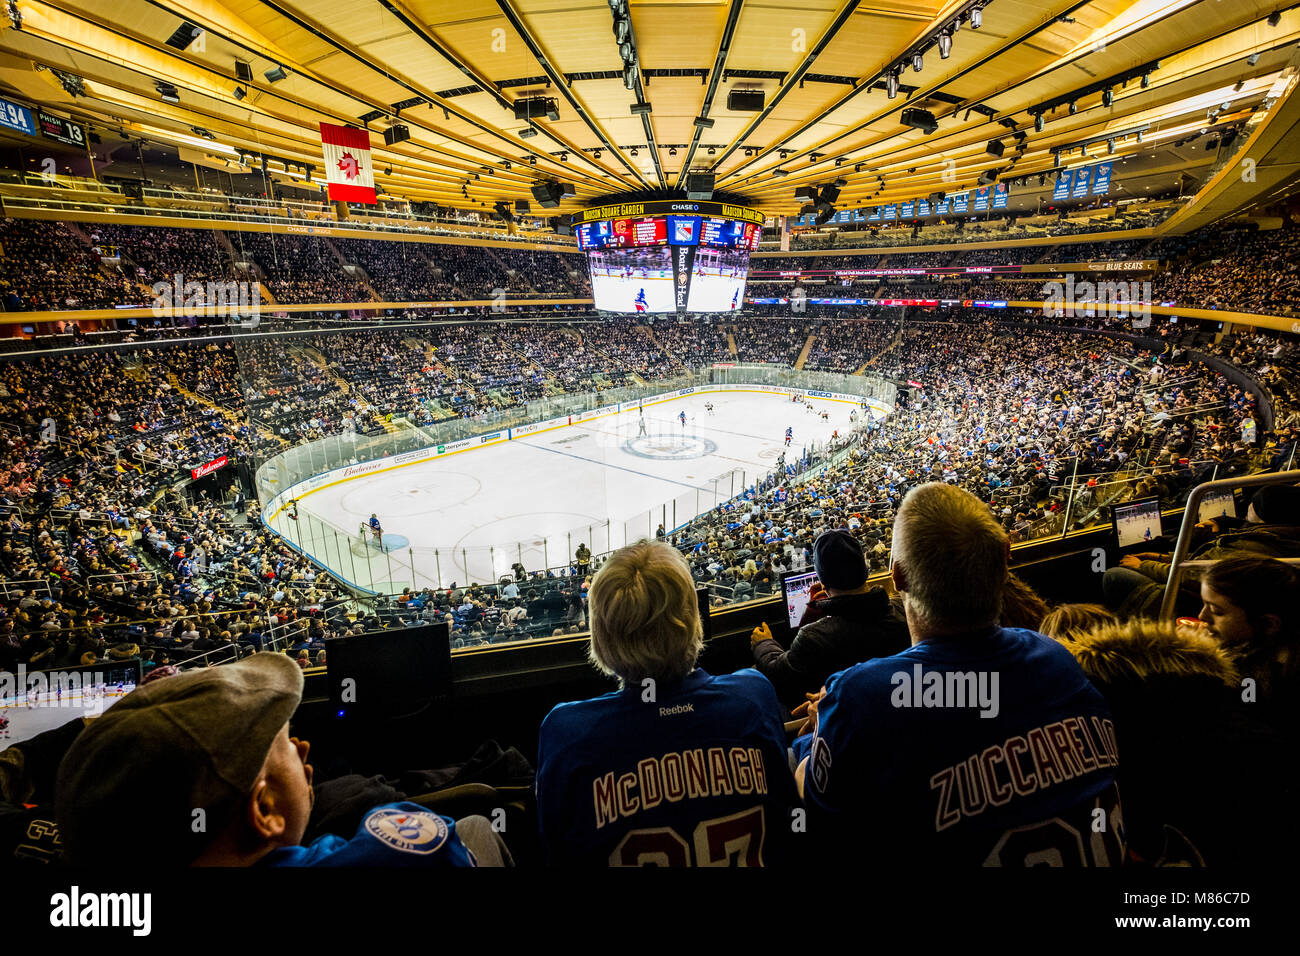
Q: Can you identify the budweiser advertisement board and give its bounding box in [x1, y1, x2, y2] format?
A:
[191, 456, 228, 480]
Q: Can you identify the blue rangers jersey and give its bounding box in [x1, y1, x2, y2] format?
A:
[794, 628, 1124, 865]
[260, 803, 478, 867]
[537, 668, 800, 867]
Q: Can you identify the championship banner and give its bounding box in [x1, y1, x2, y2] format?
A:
[319, 123, 376, 204]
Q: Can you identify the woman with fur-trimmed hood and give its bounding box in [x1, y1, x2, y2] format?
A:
[1058, 618, 1295, 866]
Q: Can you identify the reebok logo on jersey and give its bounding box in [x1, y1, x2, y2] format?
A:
[658, 703, 695, 716]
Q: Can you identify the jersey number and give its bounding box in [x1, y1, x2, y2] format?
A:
[984, 786, 1125, 866]
[609, 807, 766, 867]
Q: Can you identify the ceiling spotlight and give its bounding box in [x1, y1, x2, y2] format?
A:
[1247, 52, 1261, 66]
[1234, 80, 1245, 92]
[886, 71, 899, 99]
[1038, 173, 1046, 186]
[1054, 153, 1061, 167]
[233, 87, 246, 101]
[1035, 113, 1045, 132]
[560, 151, 568, 161]
[631, 147, 638, 157]
[264, 65, 288, 83]
[383, 166, 392, 175]
[668, 147, 677, 156]
[1107, 138, 1115, 154]
[779, 150, 789, 159]
[1068, 100, 1077, 114]
[519, 126, 537, 138]
[629, 102, 653, 115]
[593, 149, 602, 159]
[970, 6, 983, 30]
[1102, 88, 1113, 107]
[938, 28, 953, 59]
[1267, 11, 1281, 27]
[912, 53, 924, 73]
[707, 146, 716, 156]
[1141, 73, 1150, 89]
[529, 155, 537, 165]
[1136, 131, 1143, 143]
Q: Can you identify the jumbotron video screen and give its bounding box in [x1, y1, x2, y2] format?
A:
[575, 200, 763, 314]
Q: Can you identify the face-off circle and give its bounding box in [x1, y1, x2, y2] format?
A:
[622, 434, 719, 461]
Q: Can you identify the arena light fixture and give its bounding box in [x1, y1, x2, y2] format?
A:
[970, 5, 983, 29]
[264, 65, 288, 83]
[1102, 88, 1114, 107]
[938, 28, 953, 59]
[912, 53, 924, 73]
[886, 71, 899, 99]
[519, 126, 538, 138]
[1035, 113, 1044, 132]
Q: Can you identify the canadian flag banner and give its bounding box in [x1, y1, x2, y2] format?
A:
[319, 122, 376, 204]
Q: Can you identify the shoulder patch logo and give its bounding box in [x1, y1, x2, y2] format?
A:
[810, 735, 832, 795]
[364, 809, 451, 855]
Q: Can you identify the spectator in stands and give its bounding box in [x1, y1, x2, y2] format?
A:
[794, 482, 1123, 864]
[1199, 556, 1299, 739]
[1102, 484, 1300, 618]
[1038, 603, 1118, 641]
[749, 528, 908, 708]
[55, 653, 507, 866]
[1060, 617, 1294, 865]
[535, 540, 800, 866]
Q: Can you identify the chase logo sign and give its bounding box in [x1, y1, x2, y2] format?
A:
[364, 808, 451, 855]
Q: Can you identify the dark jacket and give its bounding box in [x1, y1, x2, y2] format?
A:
[752, 588, 910, 708]
[1065, 620, 1296, 866]
[1115, 523, 1300, 619]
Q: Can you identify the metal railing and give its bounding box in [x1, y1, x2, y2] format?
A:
[1158, 469, 1300, 620]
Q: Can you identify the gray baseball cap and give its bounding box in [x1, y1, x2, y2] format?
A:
[55, 652, 304, 865]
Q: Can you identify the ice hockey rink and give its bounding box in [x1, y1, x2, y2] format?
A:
[278, 390, 884, 591]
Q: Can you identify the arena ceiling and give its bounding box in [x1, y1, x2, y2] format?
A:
[1, 0, 1298, 224]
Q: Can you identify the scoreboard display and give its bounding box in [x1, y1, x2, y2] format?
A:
[573, 199, 764, 314]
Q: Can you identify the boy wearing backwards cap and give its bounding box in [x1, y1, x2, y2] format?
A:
[55, 653, 505, 867]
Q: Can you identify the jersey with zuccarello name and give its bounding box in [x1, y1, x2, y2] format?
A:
[794, 627, 1125, 865]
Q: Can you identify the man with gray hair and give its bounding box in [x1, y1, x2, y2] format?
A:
[793, 482, 1123, 865]
[536, 540, 799, 866]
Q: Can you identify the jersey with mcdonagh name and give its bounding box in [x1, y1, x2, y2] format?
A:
[536, 668, 799, 867]
[795, 627, 1124, 865]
